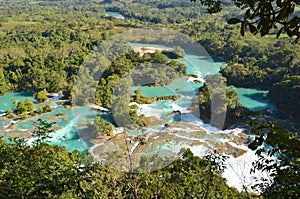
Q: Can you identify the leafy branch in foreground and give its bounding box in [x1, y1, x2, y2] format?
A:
[32, 118, 55, 145]
[192, 0, 300, 42]
[249, 120, 300, 198]
[0, 119, 248, 198]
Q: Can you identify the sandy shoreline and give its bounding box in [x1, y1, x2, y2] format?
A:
[131, 46, 169, 56]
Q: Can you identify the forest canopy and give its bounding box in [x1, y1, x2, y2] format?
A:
[0, 1, 299, 198]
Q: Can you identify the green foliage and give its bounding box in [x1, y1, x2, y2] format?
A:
[107, 0, 205, 24]
[0, 2, 298, 198]
[191, 75, 246, 128]
[5, 109, 13, 117]
[162, 46, 185, 59]
[174, 46, 185, 58]
[129, 104, 152, 127]
[218, 39, 300, 124]
[249, 121, 300, 198]
[0, 66, 9, 95]
[95, 50, 186, 109]
[95, 75, 120, 109]
[32, 119, 55, 145]
[34, 89, 48, 103]
[0, 140, 110, 198]
[15, 99, 35, 115]
[38, 106, 43, 114]
[0, 0, 123, 97]
[132, 89, 180, 104]
[0, 118, 254, 198]
[43, 104, 53, 113]
[121, 149, 245, 198]
[95, 116, 114, 137]
[269, 75, 300, 121]
[56, 112, 64, 116]
[192, 0, 300, 41]
[0, 138, 249, 198]
[0, 119, 119, 198]
[191, 0, 222, 13]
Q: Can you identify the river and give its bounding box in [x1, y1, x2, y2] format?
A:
[0, 42, 276, 192]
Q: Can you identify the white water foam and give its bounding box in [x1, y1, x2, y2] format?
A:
[222, 128, 245, 137]
[188, 144, 210, 157]
[26, 118, 79, 146]
[136, 103, 166, 119]
[222, 147, 271, 193]
[128, 96, 262, 193]
[91, 105, 110, 112]
[113, 127, 124, 135]
[171, 103, 191, 114]
[187, 73, 205, 83]
[49, 93, 65, 101]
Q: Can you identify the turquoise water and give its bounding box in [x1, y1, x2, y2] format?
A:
[166, 113, 182, 123]
[131, 42, 225, 121]
[130, 42, 223, 76]
[130, 43, 275, 112]
[0, 42, 277, 153]
[137, 86, 175, 98]
[231, 87, 276, 111]
[105, 11, 125, 19]
[46, 107, 94, 152]
[46, 106, 102, 152]
[0, 91, 112, 153]
[0, 120, 3, 130]
[136, 78, 202, 98]
[0, 92, 35, 130]
[15, 106, 73, 130]
[180, 54, 222, 76]
[130, 42, 219, 101]
[0, 92, 34, 113]
[168, 78, 203, 95]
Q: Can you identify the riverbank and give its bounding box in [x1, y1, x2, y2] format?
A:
[131, 46, 170, 56]
[0, 40, 286, 194]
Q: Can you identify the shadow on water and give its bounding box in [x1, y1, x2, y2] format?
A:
[14, 92, 34, 97]
[249, 106, 272, 111]
[100, 114, 117, 126]
[243, 93, 269, 103]
[193, 55, 223, 63]
[242, 93, 276, 111]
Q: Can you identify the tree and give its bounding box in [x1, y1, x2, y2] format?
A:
[0, 66, 9, 95]
[192, 0, 300, 41]
[190, 75, 246, 129]
[134, 88, 142, 101]
[32, 119, 55, 145]
[5, 109, 12, 115]
[15, 99, 35, 115]
[38, 106, 44, 114]
[0, 120, 114, 198]
[95, 116, 114, 136]
[248, 120, 300, 198]
[34, 89, 48, 103]
[119, 149, 247, 198]
[43, 104, 53, 113]
[173, 45, 185, 58]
